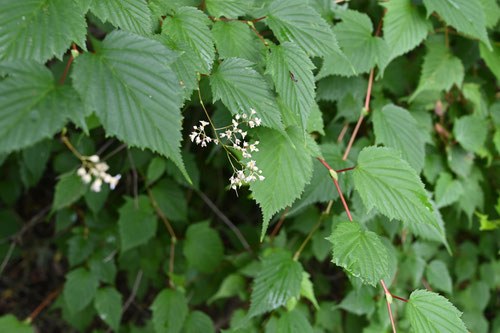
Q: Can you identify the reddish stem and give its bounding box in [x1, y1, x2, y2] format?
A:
[392, 294, 409, 303]
[381, 279, 397, 333]
[26, 285, 63, 321]
[342, 114, 365, 160]
[317, 157, 332, 170]
[333, 178, 353, 222]
[337, 123, 349, 142]
[336, 166, 357, 173]
[59, 55, 74, 85]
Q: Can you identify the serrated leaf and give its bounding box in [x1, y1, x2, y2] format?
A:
[0, 315, 34, 333]
[94, 287, 122, 332]
[209, 57, 282, 130]
[89, 0, 152, 36]
[277, 309, 313, 333]
[328, 221, 389, 286]
[266, 0, 339, 57]
[434, 172, 463, 208]
[183, 222, 224, 273]
[63, 267, 99, 315]
[300, 272, 319, 309]
[353, 147, 444, 239]
[72, 31, 189, 179]
[422, 0, 490, 48]
[0, 0, 87, 62]
[426, 260, 452, 294]
[480, 0, 500, 27]
[162, 6, 214, 73]
[408, 289, 468, 333]
[411, 42, 464, 101]
[53, 173, 86, 211]
[183, 311, 215, 333]
[206, 0, 248, 18]
[249, 127, 313, 239]
[150, 289, 188, 333]
[266, 42, 315, 131]
[151, 179, 187, 221]
[118, 195, 157, 252]
[0, 61, 83, 154]
[248, 250, 303, 317]
[453, 115, 488, 152]
[373, 104, 425, 172]
[212, 21, 263, 64]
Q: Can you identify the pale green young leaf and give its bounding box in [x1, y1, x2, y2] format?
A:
[453, 115, 488, 152]
[0, 0, 87, 62]
[208, 274, 246, 303]
[206, 0, 248, 18]
[434, 172, 463, 208]
[0, 315, 34, 333]
[150, 289, 188, 333]
[373, 104, 425, 172]
[300, 272, 319, 309]
[94, 287, 122, 332]
[89, 0, 152, 36]
[408, 289, 468, 333]
[462, 83, 488, 117]
[328, 221, 389, 286]
[183, 222, 224, 273]
[72, 31, 189, 179]
[479, 42, 500, 82]
[458, 176, 484, 220]
[426, 260, 452, 294]
[266, 0, 340, 57]
[209, 57, 282, 130]
[183, 311, 215, 333]
[422, 0, 490, 48]
[353, 147, 444, 239]
[479, 0, 500, 27]
[249, 127, 313, 239]
[276, 309, 313, 333]
[266, 42, 315, 131]
[118, 195, 157, 252]
[53, 173, 87, 211]
[212, 21, 263, 64]
[162, 6, 215, 73]
[63, 267, 99, 314]
[306, 102, 325, 135]
[248, 250, 303, 317]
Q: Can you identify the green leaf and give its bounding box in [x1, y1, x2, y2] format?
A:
[426, 260, 452, 294]
[208, 274, 246, 303]
[480, 42, 500, 82]
[206, 0, 248, 18]
[327, 221, 389, 286]
[67, 232, 94, 267]
[0, 0, 87, 62]
[151, 179, 187, 221]
[89, 0, 152, 36]
[63, 267, 99, 314]
[382, 0, 431, 60]
[162, 6, 214, 74]
[89, 250, 117, 284]
[299, 272, 319, 309]
[212, 21, 263, 64]
[118, 195, 157, 252]
[94, 287, 122, 332]
[373, 104, 425, 172]
[84, 184, 109, 214]
[422, 0, 490, 48]
[0, 61, 82, 154]
[249, 127, 313, 239]
[183, 222, 224, 273]
[0, 315, 34, 333]
[411, 42, 464, 100]
[53, 173, 86, 211]
[479, 0, 500, 27]
[248, 250, 303, 317]
[475, 212, 500, 231]
[276, 309, 313, 333]
[462, 83, 488, 117]
[146, 156, 167, 184]
[266, 42, 315, 131]
[183, 311, 215, 333]
[434, 172, 463, 208]
[72, 31, 189, 179]
[209, 57, 282, 130]
[266, 0, 339, 57]
[150, 289, 188, 333]
[353, 147, 444, 239]
[453, 115, 488, 152]
[408, 289, 468, 333]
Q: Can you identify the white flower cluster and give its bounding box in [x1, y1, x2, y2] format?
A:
[229, 159, 265, 191]
[189, 120, 214, 147]
[76, 155, 121, 192]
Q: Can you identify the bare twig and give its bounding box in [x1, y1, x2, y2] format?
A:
[123, 269, 143, 313]
[26, 286, 64, 322]
[0, 242, 16, 276]
[270, 207, 290, 239]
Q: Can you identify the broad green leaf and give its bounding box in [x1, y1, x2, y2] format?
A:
[162, 6, 214, 73]
[248, 250, 303, 317]
[151, 179, 187, 221]
[72, 31, 189, 179]
[338, 285, 376, 316]
[408, 289, 468, 333]
[306, 103, 325, 135]
[353, 147, 444, 239]
[249, 127, 313, 239]
[208, 274, 246, 303]
[318, 10, 388, 78]
[89, 250, 117, 284]
[266, 0, 340, 57]
[373, 104, 425, 172]
[89, 0, 152, 36]
[63, 267, 99, 314]
[84, 183, 109, 214]
[183, 221, 224, 273]
[328, 221, 389, 286]
[21, 139, 51, 189]
[480, 0, 500, 27]
[94, 287, 122, 332]
[422, 0, 490, 48]
[0, 61, 83, 154]
[0, 0, 87, 62]
[53, 173, 87, 211]
[118, 195, 157, 252]
[266, 42, 315, 131]
[150, 289, 188, 333]
[300, 272, 319, 309]
[0, 315, 34, 333]
[67, 232, 94, 267]
[411, 42, 464, 101]
[209, 57, 282, 130]
[462, 83, 488, 117]
[206, 0, 248, 18]
[183, 311, 215, 333]
[277, 309, 313, 333]
[480, 42, 500, 82]
[212, 21, 263, 63]
[382, 0, 431, 60]
[458, 176, 484, 220]
[434, 172, 463, 208]
[426, 260, 452, 294]
[453, 115, 488, 152]
[146, 156, 167, 184]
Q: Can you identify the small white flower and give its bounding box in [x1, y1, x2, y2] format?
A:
[91, 178, 102, 192]
[103, 174, 112, 183]
[196, 136, 201, 144]
[109, 174, 121, 190]
[77, 167, 86, 177]
[247, 160, 256, 169]
[259, 175, 265, 181]
[200, 120, 209, 127]
[189, 132, 197, 142]
[241, 131, 247, 139]
[90, 168, 99, 176]
[82, 174, 92, 184]
[242, 114, 247, 119]
[232, 119, 239, 128]
[225, 129, 232, 138]
[255, 118, 262, 126]
[95, 162, 109, 172]
[88, 155, 100, 163]
[249, 144, 258, 152]
[235, 114, 240, 120]
[250, 108, 256, 115]
[201, 141, 207, 147]
[249, 121, 255, 128]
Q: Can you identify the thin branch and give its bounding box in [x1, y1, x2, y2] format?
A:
[337, 123, 349, 143]
[59, 44, 76, 85]
[102, 143, 127, 161]
[123, 270, 143, 313]
[145, 188, 177, 240]
[127, 151, 139, 209]
[381, 279, 398, 333]
[0, 242, 16, 276]
[270, 207, 290, 239]
[26, 286, 64, 322]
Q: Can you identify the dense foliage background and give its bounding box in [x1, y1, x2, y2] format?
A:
[0, 0, 499, 332]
